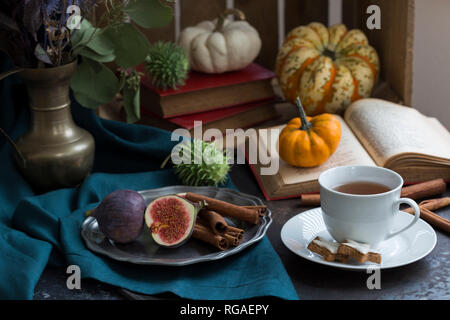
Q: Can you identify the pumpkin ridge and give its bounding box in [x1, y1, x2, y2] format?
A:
[338, 58, 365, 102]
[189, 31, 210, 71]
[351, 77, 363, 101]
[311, 122, 341, 150]
[283, 35, 316, 49]
[307, 26, 325, 51]
[207, 32, 230, 72]
[192, 32, 216, 72]
[328, 25, 347, 51]
[336, 29, 368, 52]
[276, 45, 311, 76]
[219, 32, 232, 72]
[336, 30, 347, 46]
[286, 56, 320, 102]
[308, 131, 331, 166]
[296, 131, 314, 165]
[337, 40, 367, 53]
[312, 63, 336, 115]
[285, 130, 303, 165]
[346, 53, 378, 82]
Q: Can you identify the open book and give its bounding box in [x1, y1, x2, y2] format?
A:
[247, 98, 450, 200]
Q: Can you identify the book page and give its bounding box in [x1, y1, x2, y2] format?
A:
[258, 116, 376, 186]
[344, 99, 450, 166]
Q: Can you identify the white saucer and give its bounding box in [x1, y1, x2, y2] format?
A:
[280, 207, 437, 271]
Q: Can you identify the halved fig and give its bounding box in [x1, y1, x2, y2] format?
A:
[144, 195, 204, 248]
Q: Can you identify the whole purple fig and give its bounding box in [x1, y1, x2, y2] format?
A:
[92, 189, 146, 244]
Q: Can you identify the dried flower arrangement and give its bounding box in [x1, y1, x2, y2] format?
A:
[0, 0, 174, 122]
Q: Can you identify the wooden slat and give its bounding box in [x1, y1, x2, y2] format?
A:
[285, 0, 329, 33]
[341, 0, 414, 105]
[234, 0, 279, 70]
[342, 0, 358, 28]
[385, 0, 414, 105]
[180, 0, 225, 29]
[137, 23, 175, 43]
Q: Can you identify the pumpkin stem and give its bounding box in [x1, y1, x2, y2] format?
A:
[322, 48, 336, 60]
[213, 8, 246, 33]
[296, 97, 312, 131]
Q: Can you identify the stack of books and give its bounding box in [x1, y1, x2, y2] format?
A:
[138, 63, 278, 136]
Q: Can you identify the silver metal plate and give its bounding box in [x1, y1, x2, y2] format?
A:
[81, 186, 272, 266]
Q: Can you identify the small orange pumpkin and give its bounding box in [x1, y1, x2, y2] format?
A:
[279, 97, 341, 167]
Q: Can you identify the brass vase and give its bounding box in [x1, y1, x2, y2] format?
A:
[0, 60, 95, 191]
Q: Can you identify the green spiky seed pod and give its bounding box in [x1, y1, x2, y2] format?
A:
[144, 41, 189, 90]
[172, 139, 230, 187]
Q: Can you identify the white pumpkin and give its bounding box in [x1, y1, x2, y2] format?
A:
[179, 9, 262, 74]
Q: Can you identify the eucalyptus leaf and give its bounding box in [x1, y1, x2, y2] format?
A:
[71, 19, 114, 56]
[71, 19, 95, 48]
[123, 85, 141, 123]
[123, 0, 173, 28]
[85, 29, 115, 56]
[71, 58, 120, 108]
[78, 47, 115, 63]
[102, 23, 149, 68]
[73, 91, 103, 109]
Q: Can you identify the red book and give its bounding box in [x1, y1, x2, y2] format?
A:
[140, 63, 275, 118]
[138, 98, 279, 135]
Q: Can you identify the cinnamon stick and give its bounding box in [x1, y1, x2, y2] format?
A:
[241, 205, 267, 216]
[300, 194, 321, 206]
[300, 179, 447, 207]
[192, 223, 229, 251]
[403, 197, 450, 233]
[400, 179, 446, 200]
[224, 233, 241, 246]
[185, 192, 260, 224]
[225, 225, 244, 240]
[196, 217, 245, 240]
[198, 209, 228, 235]
[406, 197, 450, 212]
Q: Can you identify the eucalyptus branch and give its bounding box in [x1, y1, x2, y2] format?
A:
[69, 0, 118, 59]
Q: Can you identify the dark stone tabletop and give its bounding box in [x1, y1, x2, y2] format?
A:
[33, 164, 450, 300]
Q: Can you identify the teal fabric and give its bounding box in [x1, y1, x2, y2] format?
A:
[0, 54, 298, 300]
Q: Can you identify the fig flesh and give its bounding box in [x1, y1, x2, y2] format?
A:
[145, 195, 203, 248]
[92, 189, 146, 244]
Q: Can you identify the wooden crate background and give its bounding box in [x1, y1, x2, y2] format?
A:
[342, 0, 414, 105]
[135, 0, 329, 70]
[96, 0, 414, 106]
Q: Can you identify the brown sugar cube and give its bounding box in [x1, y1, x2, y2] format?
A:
[307, 236, 350, 263]
[337, 239, 382, 264]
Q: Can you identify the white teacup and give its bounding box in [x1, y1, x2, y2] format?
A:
[318, 166, 420, 247]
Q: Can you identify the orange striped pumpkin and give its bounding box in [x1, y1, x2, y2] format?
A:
[276, 23, 379, 115]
